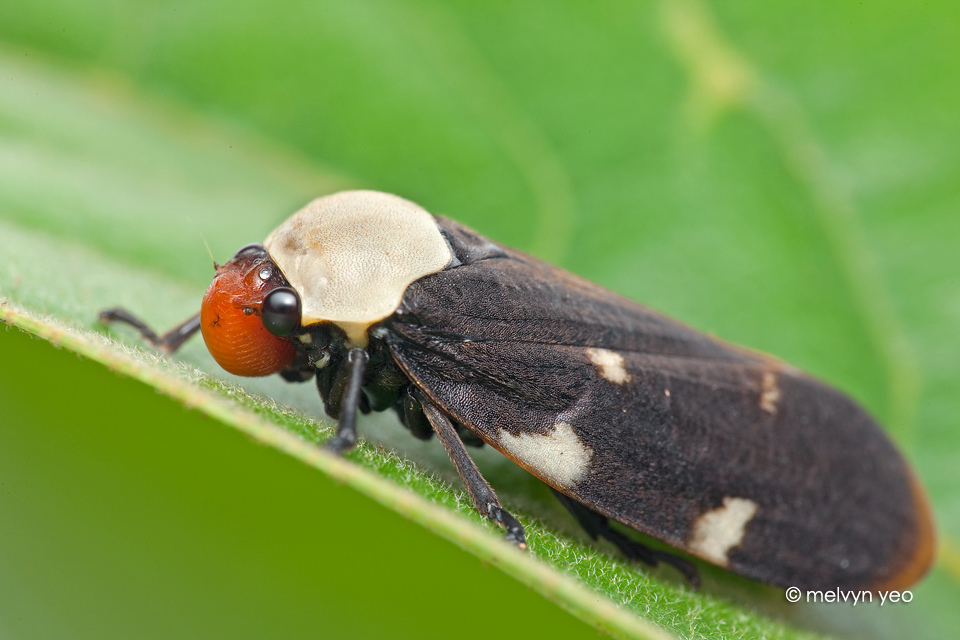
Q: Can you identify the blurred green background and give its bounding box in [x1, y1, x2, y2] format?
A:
[1, 0, 958, 638]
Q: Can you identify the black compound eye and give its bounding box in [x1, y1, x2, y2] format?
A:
[261, 287, 301, 337]
[232, 243, 266, 260]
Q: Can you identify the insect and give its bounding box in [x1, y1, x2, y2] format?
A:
[100, 190, 935, 591]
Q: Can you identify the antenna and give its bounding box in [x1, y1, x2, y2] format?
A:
[185, 215, 220, 271]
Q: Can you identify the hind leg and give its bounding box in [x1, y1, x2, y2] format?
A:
[551, 488, 700, 587]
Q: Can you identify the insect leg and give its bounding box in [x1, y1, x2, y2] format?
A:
[550, 488, 700, 587]
[323, 348, 370, 454]
[416, 392, 527, 548]
[99, 308, 202, 353]
[399, 393, 434, 440]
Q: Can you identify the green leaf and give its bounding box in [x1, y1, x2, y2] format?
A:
[1, 1, 958, 638]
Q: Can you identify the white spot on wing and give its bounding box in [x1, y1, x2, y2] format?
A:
[498, 421, 592, 489]
[760, 371, 780, 414]
[585, 348, 631, 384]
[689, 497, 758, 566]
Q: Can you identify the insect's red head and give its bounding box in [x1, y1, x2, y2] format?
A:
[200, 244, 301, 377]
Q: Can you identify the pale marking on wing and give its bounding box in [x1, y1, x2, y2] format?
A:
[585, 348, 631, 384]
[689, 497, 758, 566]
[497, 420, 592, 489]
[760, 371, 780, 414]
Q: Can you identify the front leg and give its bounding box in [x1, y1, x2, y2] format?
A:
[416, 392, 527, 548]
[99, 309, 201, 353]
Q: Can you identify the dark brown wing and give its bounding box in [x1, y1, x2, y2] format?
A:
[384, 217, 934, 590]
